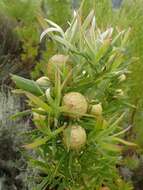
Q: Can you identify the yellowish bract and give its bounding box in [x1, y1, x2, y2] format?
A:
[47, 54, 72, 82]
[90, 103, 103, 116]
[62, 92, 88, 118]
[36, 76, 50, 88]
[63, 125, 87, 150]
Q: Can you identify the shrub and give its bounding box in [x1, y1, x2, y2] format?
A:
[12, 4, 135, 190]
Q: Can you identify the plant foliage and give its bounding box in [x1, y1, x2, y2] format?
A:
[12, 4, 135, 190]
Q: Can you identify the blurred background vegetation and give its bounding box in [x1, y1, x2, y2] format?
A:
[0, 0, 143, 189]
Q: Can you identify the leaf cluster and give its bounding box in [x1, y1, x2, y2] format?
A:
[11, 7, 135, 190]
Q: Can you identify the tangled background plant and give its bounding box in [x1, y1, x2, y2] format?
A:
[11, 5, 137, 190]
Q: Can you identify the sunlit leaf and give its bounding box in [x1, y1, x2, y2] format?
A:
[40, 27, 64, 41]
[44, 19, 65, 37]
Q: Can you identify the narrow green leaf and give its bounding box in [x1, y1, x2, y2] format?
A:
[54, 69, 61, 108]
[34, 177, 49, 190]
[25, 92, 51, 113]
[11, 74, 43, 96]
[112, 125, 132, 137]
[12, 89, 26, 94]
[24, 126, 64, 149]
[101, 143, 122, 152]
[45, 19, 65, 37]
[10, 110, 31, 120]
[121, 28, 131, 47]
[83, 34, 95, 57]
[23, 137, 49, 149]
[53, 35, 74, 50]
[69, 19, 78, 43]
[30, 159, 50, 173]
[112, 30, 125, 45]
[111, 52, 124, 70]
[112, 137, 137, 147]
[82, 10, 95, 30]
[110, 112, 126, 128]
[95, 39, 111, 63]
[40, 27, 64, 41]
